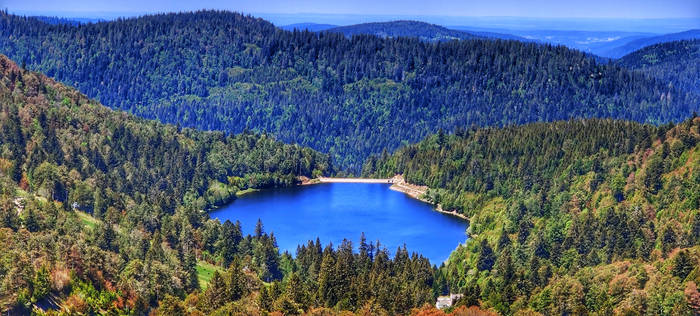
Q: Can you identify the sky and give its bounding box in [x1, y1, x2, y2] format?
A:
[3, 0, 700, 19]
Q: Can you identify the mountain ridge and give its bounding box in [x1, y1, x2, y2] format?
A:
[1, 10, 698, 172]
[604, 29, 700, 58]
[326, 20, 480, 41]
[618, 39, 700, 94]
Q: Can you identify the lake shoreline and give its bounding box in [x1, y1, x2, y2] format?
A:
[215, 179, 468, 264]
[300, 175, 469, 221]
[388, 177, 469, 221]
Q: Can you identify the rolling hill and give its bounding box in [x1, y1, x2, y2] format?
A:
[0, 53, 361, 314]
[366, 117, 700, 315]
[279, 22, 337, 32]
[603, 29, 700, 58]
[0, 46, 698, 314]
[326, 20, 479, 41]
[1, 10, 698, 172]
[618, 39, 700, 94]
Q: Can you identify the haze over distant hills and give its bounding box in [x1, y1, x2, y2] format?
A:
[12, 10, 700, 58]
[260, 14, 700, 33]
[284, 21, 700, 58]
[279, 22, 337, 32]
[278, 17, 699, 58]
[450, 27, 700, 58]
[604, 29, 700, 58]
[325, 21, 480, 41]
[283, 21, 527, 42]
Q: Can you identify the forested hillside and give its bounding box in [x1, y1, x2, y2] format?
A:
[1, 10, 698, 171]
[619, 39, 700, 94]
[281, 23, 337, 32]
[365, 118, 700, 314]
[603, 29, 700, 59]
[0, 55, 445, 315]
[326, 21, 478, 41]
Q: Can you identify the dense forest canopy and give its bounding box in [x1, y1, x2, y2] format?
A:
[0, 48, 698, 314]
[365, 117, 700, 314]
[0, 54, 446, 315]
[1, 10, 698, 171]
[0, 54, 332, 213]
[618, 39, 700, 95]
[1, 7, 699, 315]
[326, 21, 479, 41]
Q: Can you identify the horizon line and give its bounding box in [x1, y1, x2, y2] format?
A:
[6, 9, 700, 21]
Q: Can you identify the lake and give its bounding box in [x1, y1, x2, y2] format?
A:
[210, 183, 468, 264]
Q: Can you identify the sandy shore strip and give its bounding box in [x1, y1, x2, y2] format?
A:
[301, 175, 468, 221]
[389, 176, 469, 221]
[317, 177, 395, 183]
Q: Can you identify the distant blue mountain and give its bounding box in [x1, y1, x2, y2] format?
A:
[280, 23, 338, 32]
[602, 29, 700, 58]
[33, 16, 104, 25]
[450, 27, 656, 56]
[325, 21, 481, 42]
[460, 30, 529, 41]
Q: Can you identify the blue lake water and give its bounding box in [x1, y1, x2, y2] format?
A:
[209, 183, 468, 264]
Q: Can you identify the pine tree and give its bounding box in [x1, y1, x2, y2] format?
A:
[644, 155, 664, 194]
[258, 285, 272, 311]
[285, 272, 307, 310]
[497, 228, 511, 250]
[477, 239, 495, 271]
[146, 230, 165, 263]
[692, 212, 700, 243]
[31, 266, 50, 302]
[24, 207, 40, 232]
[203, 270, 227, 311]
[672, 250, 694, 280]
[318, 245, 337, 306]
[495, 246, 514, 282]
[184, 251, 198, 291]
[97, 222, 117, 252]
[0, 200, 20, 230]
[217, 220, 242, 267]
[225, 258, 244, 301]
[255, 218, 265, 238]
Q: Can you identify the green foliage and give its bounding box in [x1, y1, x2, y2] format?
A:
[1, 11, 697, 171]
[368, 117, 700, 314]
[327, 20, 478, 41]
[196, 260, 220, 289]
[618, 39, 700, 95]
[0, 53, 333, 313]
[477, 239, 495, 271]
[672, 250, 694, 280]
[31, 266, 50, 302]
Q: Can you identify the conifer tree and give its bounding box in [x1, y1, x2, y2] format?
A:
[477, 239, 495, 271]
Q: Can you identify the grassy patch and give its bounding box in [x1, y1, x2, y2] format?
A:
[196, 261, 221, 289]
[75, 211, 99, 230]
[236, 188, 260, 197]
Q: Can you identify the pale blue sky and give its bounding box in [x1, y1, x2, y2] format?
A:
[3, 0, 700, 19]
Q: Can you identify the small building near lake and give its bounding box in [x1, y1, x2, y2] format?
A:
[436, 293, 463, 309]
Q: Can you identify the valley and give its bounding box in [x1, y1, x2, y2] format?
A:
[210, 182, 467, 264]
[0, 3, 698, 315]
